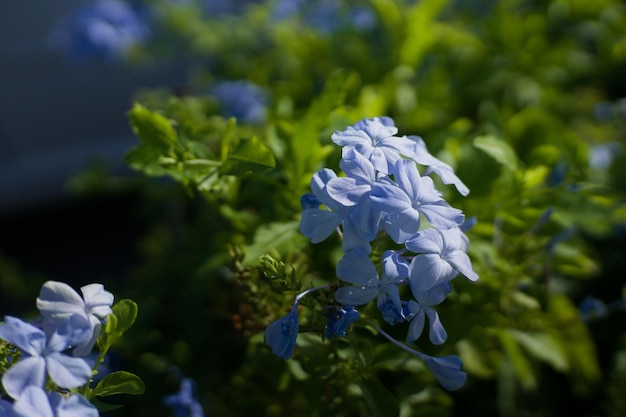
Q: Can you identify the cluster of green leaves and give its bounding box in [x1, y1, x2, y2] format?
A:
[92, 0, 626, 416]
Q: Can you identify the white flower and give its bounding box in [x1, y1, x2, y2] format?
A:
[37, 281, 114, 357]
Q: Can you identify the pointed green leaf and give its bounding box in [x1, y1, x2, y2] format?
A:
[474, 135, 518, 171]
[93, 371, 145, 397]
[129, 104, 177, 148]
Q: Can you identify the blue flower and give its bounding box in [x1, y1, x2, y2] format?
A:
[11, 386, 98, 417]
[406, 228, 478, 291]
[334, 249, 409, 324]
[325, 306, 360, 339]
[264, 303, 299, 359]
[578, 296, 608, 322]
[404, 283, 451, 345]
[331, 117, 419, 174]
[163, 378, 205, 417]
[37, 281, 114, 357]
[300, 168, 379, 253]
[406, 135, 470, 196]
[209, 81, 269, 125]
[326, 148, 377, 207]
[0, 316, 93, 399]
[48, 0, 149, 62]
[370, 159, 464, 243]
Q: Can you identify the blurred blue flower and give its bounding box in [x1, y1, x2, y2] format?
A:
[271, 0, 376, 32]
[0, 315, 92, 399]
[406, 227, 478, 291]
[579, 296, 608, 323]
[163, 377, 205, 417]
[48, 0, 150, 62]
[370, 159, 464, 243]
[334, 249, 408, 323]
[404, 282, 452, 345]
[589, 142, 622, 170]
[325, 306, 359, 339]
[37, 281, 114, 357]
[11, 386, 98, 417]
[264, 303, 299, 359]
[209, 81, 269, 125]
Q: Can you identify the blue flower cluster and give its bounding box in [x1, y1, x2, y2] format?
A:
[265, 117, 478, 391]
[0, 281, 114, 416]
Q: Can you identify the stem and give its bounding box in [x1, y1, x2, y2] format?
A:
[373, 325, 426, 360]
[295, 284, 333, 303]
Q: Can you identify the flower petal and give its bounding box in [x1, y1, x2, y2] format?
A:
[45, 353, 92, 389]
[36, 281, 85, 318]
[0, 316, 46, 356]
[425, 307, 447, 345]
[336, 249, 379, 286]
[409, 254, 456, 291]
[334, 286, 378, 306]
[2, 356, 47, 399]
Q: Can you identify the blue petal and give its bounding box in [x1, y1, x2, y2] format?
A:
[421, 354, 467, 391]
[45, 353, 92, 389]
[0, 316, 46, 356]
[264, 304, 298, 359]
[425, 308, 447, 345]
[336, 249, 379, 286]
[300, 209, 342, 243]
[335, 286, 378, 306]
[406, 310, 425, 344]
[2, 356, 47, 400]
[409, 254, 456, 292]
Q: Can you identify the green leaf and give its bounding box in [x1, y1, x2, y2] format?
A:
[508, 329, 569, 372]
[89, 397, 124, 413]
[93, 371, 145, 397]
[128, 104, 177, 148]
[125, 145, 169, 177]
[242, 221, 308, 264]
[359, 378, 400, 417]
[112, 299, 138, 336]
[473, 135, 518, 171]
[498, 329, 536, 390]
[221, 136, 276, 175]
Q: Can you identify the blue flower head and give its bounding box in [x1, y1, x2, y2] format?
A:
[48, 0, 150, 62]
[264, 303, 299, 359]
